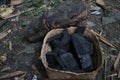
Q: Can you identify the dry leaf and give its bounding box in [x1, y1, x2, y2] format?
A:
[0, 56, 7, 63]
[0, 5, 14, 18]
[96, 0, 105, 6]
[0, 71, 25, 79]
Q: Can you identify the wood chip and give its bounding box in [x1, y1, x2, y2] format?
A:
[0, 32, 9, 40]
[0, 66, 11, 73]
[9, 41, 12, 50]
[0, 29, 11, 40]
[0, 71, 25, 79]
[114, 52, 120, 70]
[96, 0, 105, 6]
[90, 30, 117, 48]
[11, 0, 24, 6]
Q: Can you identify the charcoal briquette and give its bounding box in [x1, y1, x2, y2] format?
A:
[80, 54, 93, 72]
[72, 33, 93, 56]
[46, 52, 61, 70]
[59, 52, 80, 72]
[75, 27, 86, 34]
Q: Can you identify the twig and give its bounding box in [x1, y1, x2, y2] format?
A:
[118, 71, 120, 78]
[11, 0, 32, 6]
[90, 30, 117, 48]
[11, 0, 23, 6]
[3, 8, 34, 19]
[0, 29, 11, 40]
[107, 73, 117, 78]
[0, 66, 11, 73]
[114, 52, 120, 70]
[43, 19, 49, 31]
[3, 5, 47, 19]
[8, 41, 12, 50]
[0, 71, 25, 79]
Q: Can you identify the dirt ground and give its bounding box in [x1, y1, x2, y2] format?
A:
[0, 0, 120, 80]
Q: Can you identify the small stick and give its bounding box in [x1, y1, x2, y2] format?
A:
[0, 66, 11, 73]
[11, 0, 32, 6]
[3, 7, 34, 19]
[114, 52, 120, 70]
[32, 65, 43, 79]
[118, 70, 120, 78]
[43, 19, 49, 31]
[107, 73, 117, 78]
[9, 41, 12, 51]
[11, 0, 23, 6]
[3, 5, 47, 19]
[0, 71, 25, 79]
[90, 30, 116, 48]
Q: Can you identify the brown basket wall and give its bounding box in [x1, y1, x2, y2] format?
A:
[40, 27, 104, 80]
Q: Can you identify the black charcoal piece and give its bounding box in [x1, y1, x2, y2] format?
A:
[75, 27, 86, 34]
[54, 48, 66, 55]
[49, 40, 61, 50]
[53, 48, 68, 70]
[70, 40, 83, 69]
[47, 29, 70, 51]
[46, 33, 62, 43]
[61, 29, 70, 45]
[72, 33, 93, 56]
[80, 54, 93, 72]
[46, 52, 61, 70]
[59, 52, 80, 72]
[0, 0, 11, 5]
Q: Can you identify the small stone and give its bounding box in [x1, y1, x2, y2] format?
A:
[11, 17, 19, 22]
[89, 5, 101, 11]
[0, 55, 7, 63]
[86, 21, 96, 27]
[18, 45, 35, 55]
[91, 11, 102, 15]
[102, 17, 116, 25]
[111, 9, 120, 21]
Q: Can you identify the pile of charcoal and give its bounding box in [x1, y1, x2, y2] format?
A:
[46, 27, 94, 73]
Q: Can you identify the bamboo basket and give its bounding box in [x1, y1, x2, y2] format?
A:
[40, 27, 104, 80]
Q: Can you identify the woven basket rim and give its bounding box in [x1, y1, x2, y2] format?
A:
[40, 27, 104, 75]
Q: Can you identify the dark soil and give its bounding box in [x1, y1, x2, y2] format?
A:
[0, 0, 120, 80]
